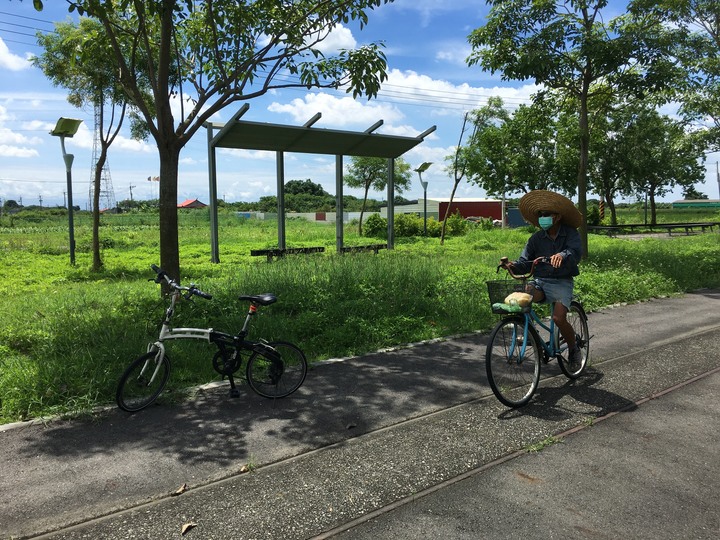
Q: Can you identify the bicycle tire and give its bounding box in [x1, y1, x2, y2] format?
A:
[557, 301, 589, 379]
[485, 316, 542, 408]
[116, 351, 171, 412]
[246, 341, 307, 399]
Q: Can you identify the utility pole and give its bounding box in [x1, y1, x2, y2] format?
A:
[129, 184, 136, 201]
[39, 195, 43, 207]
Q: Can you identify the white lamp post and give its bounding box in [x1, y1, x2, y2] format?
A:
[50, 117, 83, 265]
[414, 162, 432, 235]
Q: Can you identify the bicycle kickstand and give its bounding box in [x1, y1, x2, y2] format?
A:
[227, 373, 241, 398]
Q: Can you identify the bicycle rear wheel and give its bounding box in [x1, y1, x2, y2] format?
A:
[246, 341, 308, 399]
[557, 301, 589, 379]
[485, 316, 541, 408]
[116, 351, 171, 412]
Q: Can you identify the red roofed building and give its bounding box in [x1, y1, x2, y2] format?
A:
[178, 198, 207, 209]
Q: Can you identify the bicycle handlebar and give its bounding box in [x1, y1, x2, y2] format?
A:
[497, 256, 550, 279]
[150, 264, 213, 300]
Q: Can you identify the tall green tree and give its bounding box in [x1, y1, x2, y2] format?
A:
[462, 97, 572, 197]
[441, 112, 475, 244]
[284, 179, 330, 197]
[41, 0, 393, 280]
[617, 107, 706, 224]
[467, 0, 681, 256]
[33, 18, 137, 271]
[458, 99, 508, 198]
[631, 0, 720, 151]
[588, 107, 625, 225]
[344, 156, 411, 235]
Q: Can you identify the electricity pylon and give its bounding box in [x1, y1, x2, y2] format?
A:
[88, 103, 117, 212]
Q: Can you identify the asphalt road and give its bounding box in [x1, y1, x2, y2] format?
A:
[1, 289, 719, 539]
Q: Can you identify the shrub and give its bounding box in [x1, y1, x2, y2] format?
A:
[445, 210, 469, 236]
[394, 213, 423, 237]
[425, 217, 442, 237]
[363, 213, 387, 238]
[587, 204, 601, 226]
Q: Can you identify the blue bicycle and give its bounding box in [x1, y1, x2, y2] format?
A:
[485, 257, 590, 407]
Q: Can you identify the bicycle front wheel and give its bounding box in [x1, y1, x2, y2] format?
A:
[485, 316, 542, 408]
[558, 301, 590, 379]
[116, 351, 171, 412]
[246, 341, 308, 399]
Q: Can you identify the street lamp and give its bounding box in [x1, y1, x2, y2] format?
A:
[50, 117, 83, 265]
[414, 162, 432, 235]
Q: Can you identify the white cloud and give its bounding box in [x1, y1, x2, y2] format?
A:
[381, 69, 539, 114]
[267, 92, 405, 127]
[220, 148, 277, 161]
[0, 38, 31, 71]
[0, 144, 38, 158]
[434, 43, 473, 66]
[0, 104, 42, 158]
[312, 24, 356, 54]
[112, 135, 154, 153]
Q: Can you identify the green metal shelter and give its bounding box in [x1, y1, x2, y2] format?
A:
[205, 104, 436, 263]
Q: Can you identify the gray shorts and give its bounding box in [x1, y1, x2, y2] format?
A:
[531, 278, 574, 309]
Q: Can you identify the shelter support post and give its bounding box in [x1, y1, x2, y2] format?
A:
[386, 158, 395, 249]
[208, 125, 220, 263]
[277, 151, 286, 249]
[336, 155, 344, 252]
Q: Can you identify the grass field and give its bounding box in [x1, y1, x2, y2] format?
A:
[1, 206, 719, 423]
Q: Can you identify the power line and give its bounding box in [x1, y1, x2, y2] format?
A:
[0, 10, 57, 47]
[0, 36, 36, 46]
[0, 21, 46, 34]
[0, 9, 532, 113]
[0, 27, 38, 38]
[0, 178, 91, 185]
[0, 10, 56, 26]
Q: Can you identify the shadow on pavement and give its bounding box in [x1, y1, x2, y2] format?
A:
[14, 336, 493, 469]
[497, 368, 638, 422]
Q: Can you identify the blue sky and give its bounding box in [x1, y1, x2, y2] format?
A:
[1, 0, 718, 209]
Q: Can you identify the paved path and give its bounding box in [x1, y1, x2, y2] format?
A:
[1, 290, 719, 539]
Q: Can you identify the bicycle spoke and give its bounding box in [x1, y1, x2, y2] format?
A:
[557, 302, 589, 379]
[116, 352, 170, 412]
[486, 319, 541, 407]
[247, 341, 307, 399]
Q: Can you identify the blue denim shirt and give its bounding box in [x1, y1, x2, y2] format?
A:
[512, 223, 582, 279]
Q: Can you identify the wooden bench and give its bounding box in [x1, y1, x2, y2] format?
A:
[658, 222, 717, 235]
[250, 246, 325, 262]
[338, 244, 387, 254]
[589, 222, 719, 237]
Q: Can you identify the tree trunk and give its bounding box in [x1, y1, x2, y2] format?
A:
[440, 178, 461, 246]
[649, 189, 657, 225]
[91, 150, 106, 272]
[358, 183, 371, 236]
[607, 195, 617, 226]
[576, 72, 591, 259]
[158, 144, 181, 284]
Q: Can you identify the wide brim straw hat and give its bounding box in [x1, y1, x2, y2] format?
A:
[518, 190, 583, 229]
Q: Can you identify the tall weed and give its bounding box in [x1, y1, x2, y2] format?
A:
[1, 212, 719, 422]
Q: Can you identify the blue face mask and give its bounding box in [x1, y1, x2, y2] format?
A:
[538, 216, 554, 230]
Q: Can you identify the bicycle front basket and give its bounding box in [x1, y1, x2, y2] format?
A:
[486, 279, 528, 314]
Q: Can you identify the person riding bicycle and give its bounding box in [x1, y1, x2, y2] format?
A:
[502, 190, 583, 364]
